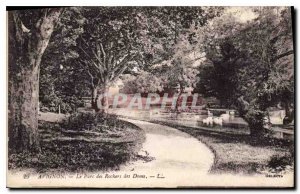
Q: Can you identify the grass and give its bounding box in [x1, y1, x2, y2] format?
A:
[8, 112, 145, 173]
[134, 118, 294, 175]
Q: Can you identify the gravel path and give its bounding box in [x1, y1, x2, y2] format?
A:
[121, 119, 214, 179]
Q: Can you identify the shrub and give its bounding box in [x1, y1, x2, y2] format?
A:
[40, 106, 49, 113]
[62, 112, 119, 132]
[40, 94, 84, 114]
[267, 154, 293, 173]
[243, 108, 268, 137]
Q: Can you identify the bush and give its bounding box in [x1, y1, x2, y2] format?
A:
[40, 106, 49, 112]
[62, 112, 118, 132]
[244, 108, 268, 137]
[40, 93, 84, 114]
[267, 154, 293, 173]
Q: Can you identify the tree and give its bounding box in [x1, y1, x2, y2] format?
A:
[194, 10, 248, 106]
[121, 71, 164, 95]
[196, 7, 294, 136]
[75, 7, 146, 112]
[196, 38, 244, 107]
[39, 7, 88, 113]
[165, 54, 199, 110]
[142, 7, 222, 111]
[141, 7, 223, 65]
[236, 8, 294, 135]
[8, 8, 63, 153]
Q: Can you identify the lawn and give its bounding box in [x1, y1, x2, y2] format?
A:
[137, 118, 294, 175]
[8, 112, 145, 173]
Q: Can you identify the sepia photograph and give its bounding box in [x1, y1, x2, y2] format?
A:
[6, 5, 295, 188]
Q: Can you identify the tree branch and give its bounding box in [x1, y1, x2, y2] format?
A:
[76, 60, 95, 88]
[92, 49, 104, 67]
[11, 12, 29, 43]
[110, 54, 136, 82]
[276, 50, 294, 61]
[99, 43, 106, 62]
[80, 58, 104, 83]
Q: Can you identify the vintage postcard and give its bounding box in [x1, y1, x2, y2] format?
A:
[7, 6, 295, 188]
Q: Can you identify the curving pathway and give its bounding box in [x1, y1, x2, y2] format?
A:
[120, 118, 214, 183]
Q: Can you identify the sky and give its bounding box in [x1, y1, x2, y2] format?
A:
[226, 7, 258, 23]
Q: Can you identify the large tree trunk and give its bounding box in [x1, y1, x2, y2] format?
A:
[96, 84, 110, 113]
[284, 101, 291, 118]
[283, 101, 294, 124]
[9, 67, 40, 153]
[8, 9, 62, 153]
[175, 85, 184, 112]
[91, 86, 99, 111]
[237, 97, 266, 137]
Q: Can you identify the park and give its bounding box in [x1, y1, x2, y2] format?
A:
[7, 6, 294, 187]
